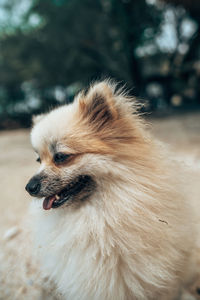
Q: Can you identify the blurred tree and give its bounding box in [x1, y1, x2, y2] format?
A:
[163, 0, 200, 61]
[108, 0, 161, 89]
[0, 0, 199, 128]
[22, 0, 161, 88]
[161, 0, 200, 106]
[0, 0, 161, 109]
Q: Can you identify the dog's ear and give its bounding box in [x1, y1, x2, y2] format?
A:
[32, 113, 46, 125]
[77, 81, 119, 130]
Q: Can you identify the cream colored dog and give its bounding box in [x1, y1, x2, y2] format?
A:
[26, 81, 199, 300]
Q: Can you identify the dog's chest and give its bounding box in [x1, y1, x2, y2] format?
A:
[30, 206, 110, 298]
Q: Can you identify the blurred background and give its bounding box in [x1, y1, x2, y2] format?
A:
[0, 1, 200, 299]
[0, 0, 200, 128]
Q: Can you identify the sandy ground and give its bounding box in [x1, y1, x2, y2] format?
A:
[0, 112, 200, 299]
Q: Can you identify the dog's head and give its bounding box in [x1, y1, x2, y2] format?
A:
[26, 81, 148, 210]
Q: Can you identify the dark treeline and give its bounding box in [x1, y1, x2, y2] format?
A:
[0, 0, 200, 128]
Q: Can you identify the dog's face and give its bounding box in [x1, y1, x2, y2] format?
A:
[26, 81, 146, 210]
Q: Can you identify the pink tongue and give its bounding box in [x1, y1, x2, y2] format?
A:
[43, 195, 56, 210]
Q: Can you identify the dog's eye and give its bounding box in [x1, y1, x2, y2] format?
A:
[54, 153, 71, 164]
[36, 157, 41, 163]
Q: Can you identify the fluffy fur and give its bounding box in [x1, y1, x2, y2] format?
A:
[28, 81, 199, 300]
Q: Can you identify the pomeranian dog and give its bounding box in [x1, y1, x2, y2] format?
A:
[26, 81, 199, 300]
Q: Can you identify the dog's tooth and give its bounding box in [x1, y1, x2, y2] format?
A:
[55, 195, 60, 200]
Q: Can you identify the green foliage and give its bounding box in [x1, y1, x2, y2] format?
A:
[0, 0, 161, 90]
[1, 0, 199, 127]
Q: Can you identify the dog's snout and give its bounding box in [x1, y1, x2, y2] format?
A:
[25, 176, 41, 196]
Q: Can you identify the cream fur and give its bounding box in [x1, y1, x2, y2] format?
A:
[29, 81, 199, 300]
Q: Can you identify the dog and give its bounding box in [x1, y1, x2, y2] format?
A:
[26, 81, 199, 300]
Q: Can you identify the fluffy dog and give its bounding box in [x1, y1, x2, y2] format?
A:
[26, 81, 199, 300]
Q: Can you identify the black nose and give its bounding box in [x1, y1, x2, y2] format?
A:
[25, 176, 41, 196]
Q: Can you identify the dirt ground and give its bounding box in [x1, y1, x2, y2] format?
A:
[0, 112, 200, 299]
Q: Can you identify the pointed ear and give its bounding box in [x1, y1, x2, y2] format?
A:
[77, 81, 119, 130]
[32, 113, 46, 125]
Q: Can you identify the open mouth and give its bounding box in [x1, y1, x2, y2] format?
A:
[43, 175, 92, 210]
